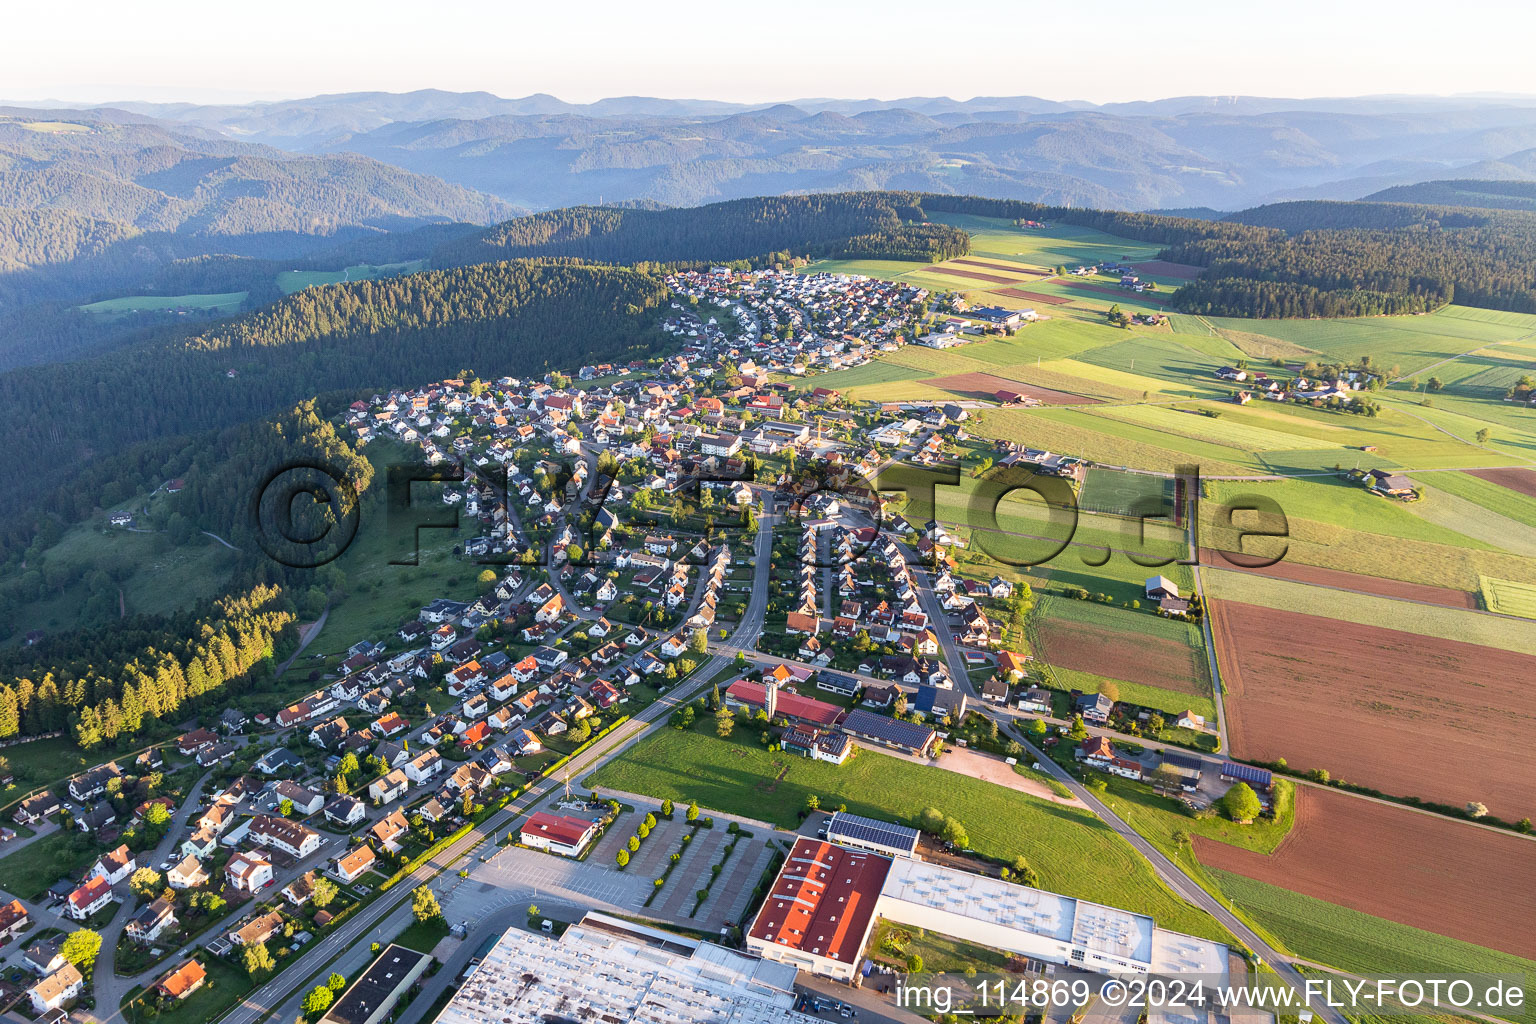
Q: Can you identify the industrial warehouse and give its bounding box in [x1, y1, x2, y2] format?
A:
[745, 836, 1232, 983]
[430, 912, 819, 1024]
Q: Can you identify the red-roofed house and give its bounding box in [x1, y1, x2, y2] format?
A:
[745, 837, 890, 980]
[66, 876, 115, 920]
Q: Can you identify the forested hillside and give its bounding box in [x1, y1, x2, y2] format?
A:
[0, 582, 296, 746]
[1164, 200, 1536, 316]
[1363, 179, 1536, 212]
[434, 193, 970, 267]
[0, 259, 670, 558]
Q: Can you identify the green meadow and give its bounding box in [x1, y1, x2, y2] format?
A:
[79, 291, 248, 317]
[276, 259, 429, 294]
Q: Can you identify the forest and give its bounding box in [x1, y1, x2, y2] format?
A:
[433, 193, 971, 267]
[0, 583, 297, 747]
[1165, 202, 1536, 316]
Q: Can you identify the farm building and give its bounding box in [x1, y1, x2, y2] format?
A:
[1220, 762, 1273, 792]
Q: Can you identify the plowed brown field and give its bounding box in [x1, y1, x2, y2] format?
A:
[1195, 786, 1536, 958]
[1037, 619, 1207, 695]
[922, 265, 1020, 285]
[1467, 467, 1536, 498]
[995, 287, 1071, 305]
[926, 371, 1093, 406]
[951, 258, 1047, 276]
[1210, 600, 1536, 817]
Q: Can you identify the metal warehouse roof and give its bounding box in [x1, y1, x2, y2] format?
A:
[1220, 762, 1273, 785]
[825, 811, 920, 854]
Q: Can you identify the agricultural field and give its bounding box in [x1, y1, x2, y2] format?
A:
[1423, 469, 1536, 524]
[1208, 598, 1536, 817]
[1199, 550, 1477, 608]
[586, 721, 1232, 942]
[78, 291, 248, 317]
[276, 259, 429, 294]
[1479, 575, 1536, 618]
[1214, 873, 1535, 1024]
[1194, 786, 1536, 963]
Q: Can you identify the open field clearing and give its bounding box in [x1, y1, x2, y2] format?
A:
[1204, 477, 1496, 548]
[924, 370, 1094, 404]
[1479, 575, 1536, 617]
[1031, 407, 1275, 471]
[586, 724, 1230, 941]
[972, 407, 1253, 476]
[79, 291, 247, 316]
[1211, 872, 1536, 1023]
[1202, 505, 1536, 589]
[1196, 787, 1536, 961]
[1197, 550, 1477, 608]
[1076, 334, 1243, 395]
[1037, 619, 1209, 697]
[1092, 403, 1351, 453]
[276, 258, 427, 293]
[995, 287, 1071, 304]
[1204, 568, 1536, 650]
[1468, 466, 1536, 497]
[1200, 305, 1536, 371]
[1421, 469, 1536, 524]
[925, 212, 1163, 267]
[1130, 259, 1203, 280]
[1404, 482, 1536, 556]
[922, 264, 1033, 285]
[1209, 599, 1536, 816]
[951, 256, 1048, 275]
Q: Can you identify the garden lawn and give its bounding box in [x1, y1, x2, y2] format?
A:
[0, 829, 102, 900]
[586, 724, 1231, 942]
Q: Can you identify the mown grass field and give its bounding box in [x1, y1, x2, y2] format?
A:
[1420, 470, 1536, 523]
[1204, 568, 1536, 653]
[79, 291, 248, 317]
[1479, 575, 1536, 618]
[586, 723, 1231, 941]
[276, 259, 428, 294]
[1210, 870, 1536, 1024]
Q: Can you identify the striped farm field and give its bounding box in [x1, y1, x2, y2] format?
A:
[951, 257, 1047, 275]
[1203, 568, 1536, 652]
[1404, 483, 1536, 557]
[921, 264, 1033, 285]
[1479, 575, 1536, 618]
[1088, 403, 1349, 452]
[970, 407, 1256, 476]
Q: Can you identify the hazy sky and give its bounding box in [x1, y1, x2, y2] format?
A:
[6, 0, 1535, 106]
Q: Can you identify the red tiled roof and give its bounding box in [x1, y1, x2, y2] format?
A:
[748, 838, 889, 966]
[726, 680, 844, 728]
[69, 875, 112, 911]
[520, 811, 595, 848]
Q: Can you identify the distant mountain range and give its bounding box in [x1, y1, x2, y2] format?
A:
[10, 90, 1536, 214]
[0, 112, 520, 277]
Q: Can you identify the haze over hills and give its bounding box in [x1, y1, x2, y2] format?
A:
[11, 90, 1536, 212]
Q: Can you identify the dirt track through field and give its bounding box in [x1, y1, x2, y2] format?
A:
[994, 287, 1071, 305]
[1037, 619, 1208, 695]
[1197, 549, 1478, 608]
[1195, 786, 1536, 959]
[1210, 599, 1536, 818]
[1130, 259, 1204, 280]
[1466, 466, 1536, 498]
[925, 371, 1095, 406]
[922, 265, 1024, 285]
